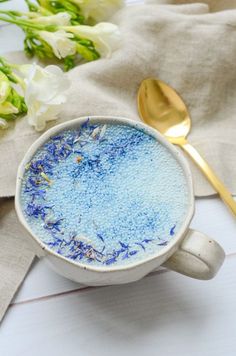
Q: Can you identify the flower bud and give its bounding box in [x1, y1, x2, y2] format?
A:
[0, 71, 11, 104]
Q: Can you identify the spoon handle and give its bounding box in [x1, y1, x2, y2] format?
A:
[181, 140, 236, 216]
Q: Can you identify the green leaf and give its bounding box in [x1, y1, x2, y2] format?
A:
[64, 55, 75, 71]
[76, 42, 100, 62]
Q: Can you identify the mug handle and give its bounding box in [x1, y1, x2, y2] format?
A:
[162, 229, 225, 280]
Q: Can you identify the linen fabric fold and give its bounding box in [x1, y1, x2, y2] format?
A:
[0, 199, 35, 322]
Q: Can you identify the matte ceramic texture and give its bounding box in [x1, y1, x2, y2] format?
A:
[15, 116, 225, 285]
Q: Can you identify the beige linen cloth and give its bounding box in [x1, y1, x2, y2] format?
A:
[1, 0, 236, 321]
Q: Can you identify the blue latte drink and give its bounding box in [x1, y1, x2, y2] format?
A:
[20, 120, 189, 267]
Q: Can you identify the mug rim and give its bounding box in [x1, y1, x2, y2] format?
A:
[15, 115, 195, 273]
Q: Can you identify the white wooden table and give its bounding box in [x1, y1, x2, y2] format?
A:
[1, 1, 236, 355]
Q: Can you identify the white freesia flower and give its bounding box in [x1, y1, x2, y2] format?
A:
[19, 64, 70, 131]
[30, 13, 72, 26]
[39, 30, 77, 59]
[0, 81, 9, 104]
[71, 0, 124, 22]
[65, 22, 121, 57]
[0, 72, 10, 104]
[0, 117, 9, 129]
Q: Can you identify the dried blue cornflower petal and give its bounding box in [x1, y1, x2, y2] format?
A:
[122, 251, 129, 260]
[101, 246, 106, 254]
[93, 250, 105, 261]
[78, 253, 84, 260]
[97, 233, 105, 243]
[45, 142, 57, 156]
[29, 159, 53, 174]
[157, 241, 168, 246]
[119, 241, 129, 249]
[129, 250, 138, 256]
[116, 248, 125, 257]
[25, 203, 52, 219]
[81, 118, 90, 129]
[44, 218, 63, 232]
[142, 239, 154, 244]
[24, 187, 46, 199]
[57, 145, 71, 158]
[105, 256, 117, 265]
[64, 134, 76, 148]
[51, 134, 62, 141]
[31, 189, 47, 200]
[170, 224, 176, 236]
[28, 176, 42, 188]
[46, 241, 59, 247]
[135, 242, 145, 251]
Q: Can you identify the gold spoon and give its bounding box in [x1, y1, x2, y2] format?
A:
[137, 78, 236, 216]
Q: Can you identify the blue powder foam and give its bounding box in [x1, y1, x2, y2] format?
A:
[20, 121, 189, 267]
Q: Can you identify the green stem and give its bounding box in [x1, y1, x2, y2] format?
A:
[20, 11, 41, 18]
[0, 56, 16, 70]
[0, 57, 25, 89]
[0, 10, 22, 17]
[12, 73, 26, 90]
[0, 15, 58, 31]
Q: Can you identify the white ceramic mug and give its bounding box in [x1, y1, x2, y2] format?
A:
[15, 116, 225, 286]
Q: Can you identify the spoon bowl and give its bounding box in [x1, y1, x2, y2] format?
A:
[138, 78, 190, 141]
[137, 77, 236, 216]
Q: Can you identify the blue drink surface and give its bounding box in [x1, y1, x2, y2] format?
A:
[20, 120, 189, 267]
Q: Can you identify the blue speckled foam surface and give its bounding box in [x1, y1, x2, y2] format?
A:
[20, 120, 189, 267]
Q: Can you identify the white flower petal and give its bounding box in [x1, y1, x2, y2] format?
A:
[31, 13, 72, 26]
[19, 63, 71, 132]
[66, 22, 121, 57]
[27, 103, 60, 131]
[39, 30, 77, 59]
[44, 65, 71, 91]
[23, 64, 70, 103]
